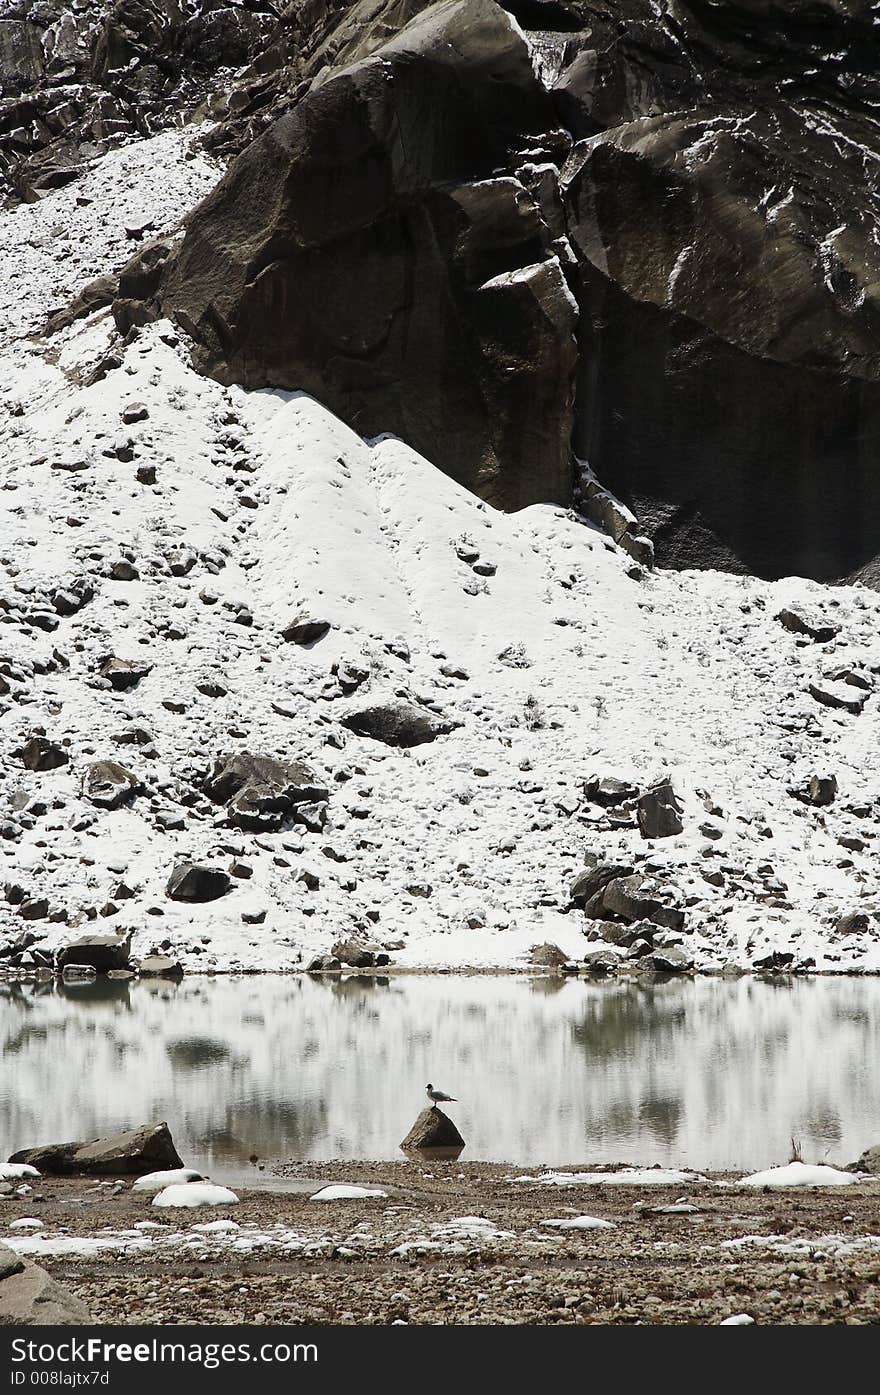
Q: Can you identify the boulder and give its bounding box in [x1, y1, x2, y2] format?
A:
[137, 955, 184, 979]
[649, 946, 693, 974]
[848, 1145, 880, 1175]
[808, 683, 866, 715]
[306, 955, 342, 972]
[202, 752, 329, 832]
[775, 609, 840, 644]
[342, 700, 461, 748]
[636, 781, 684, 839]
[570, 862, 633, 908]
[85, 760, 140, 809]
[582, 948, 620, 974]
[56, 932, 132, 974]
[166, 862, 231, 902]
[0, 1242, 92, 1325]
[331, 940, 375, 968]
[529, 942, 569, 967]
[400, 1107, 465, 1150]
[9, 1122, 183, 1176]
[806, 775, 837, 807]
[280, 615, 331, 645]
[835, 913, 869, 936]
[584, 776, 639, 808]
[99, 657, 152, 690]
[14, 736, 68, 771]
[753, 951, 795, 972]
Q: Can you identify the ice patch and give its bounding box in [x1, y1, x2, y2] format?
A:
[308, 1185, 389, 1202]
[152, 1183, 240, 1208]
[512, 1169, 704, 1187]
[0, 1164, 40, 1181]
[132, 1168, 207, 1193]
[735, 1162, 860, 1188]
[540, 1215, 616, 1230]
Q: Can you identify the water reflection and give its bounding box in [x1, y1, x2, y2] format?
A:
[1, 973, 879, 1182]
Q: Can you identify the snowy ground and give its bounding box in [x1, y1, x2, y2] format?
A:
[2, 126, 880, 975]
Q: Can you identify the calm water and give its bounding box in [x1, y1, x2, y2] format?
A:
[2, 973, 878, 1183]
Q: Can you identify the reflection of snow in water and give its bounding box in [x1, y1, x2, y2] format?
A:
[2, 974, 880, 1176]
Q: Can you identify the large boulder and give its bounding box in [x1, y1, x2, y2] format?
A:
[14, 736, 68, 771]
[0, 1242, 92, 1325]
[166, 862, 231, 902]
[85, 759, 140, 809]
[202, 752, 329, 832]
[56, 932, 132, 973]
[9, 1121, 183, 1176]
[636, 781, 684, 839]
[130, 0, 578, 511]
[570, 862, 633, 908]
[342, 699, 461, 748]
[400, 1107, 465, 1150]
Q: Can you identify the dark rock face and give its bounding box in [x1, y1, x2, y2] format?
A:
[202, 752, 329, 832]
[342, 699, 461, 747]
[29, 0, 880, 580]
[400, 1106, 465, 1150]
[10, 1121, 183, 1176]
[138, 0, 579, 510]
[0, 1, 275, 202]
[557, 1, 880, 580]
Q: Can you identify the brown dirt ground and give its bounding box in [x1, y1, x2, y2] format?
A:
[4, 1161, 880, 1325]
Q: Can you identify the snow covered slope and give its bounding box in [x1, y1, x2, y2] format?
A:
[2, 127, 880, 974]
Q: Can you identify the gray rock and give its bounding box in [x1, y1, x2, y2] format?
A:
[166, 862, 231, 902]
[649, 945, 693, 973]
[637, 780, 684, 839]
[280, 615, 331, 645]
[584, 775, 639, 807]
[56, 933, 132, 973]
[529, 942, 569, 967]
[202, 752, 329, 832]
[570, 862, 634, 908]
[9, 1121, 183, 1176]
[85, 760, 140, 809]
[137, 955, 184, 978]
[99, 657, 152, 691]
[400, 1107, 465, 1151]
[331, 939, 375, 968]
[835, 912, 869, 935]
[776, 609, 839, 644]
[342, 700, 461, 748]
[848, 1145, 880, 1174]
[15, 736, 68, 771]
[0, 1241, 92, 1325]
[808, 683, 866, 715]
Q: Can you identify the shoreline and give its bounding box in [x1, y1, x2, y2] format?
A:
[4, 1162, 880, 1326]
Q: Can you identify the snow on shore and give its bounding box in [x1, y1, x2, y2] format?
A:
[2, 127, 880, 976]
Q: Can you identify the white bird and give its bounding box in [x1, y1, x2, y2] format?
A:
[426, 1082, 458, 1107]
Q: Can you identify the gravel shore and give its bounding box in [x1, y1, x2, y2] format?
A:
[4, 1161, 880, 1326]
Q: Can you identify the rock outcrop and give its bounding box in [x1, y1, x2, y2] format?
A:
[120, 0, 579, 511]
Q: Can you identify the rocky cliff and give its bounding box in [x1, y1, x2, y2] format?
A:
[6, 0, 880, 574]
